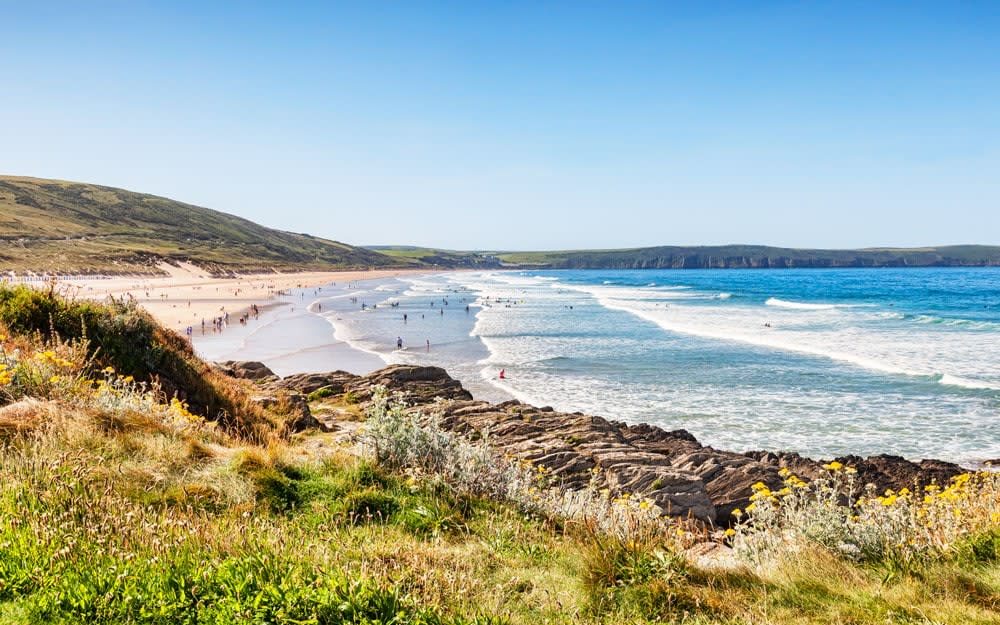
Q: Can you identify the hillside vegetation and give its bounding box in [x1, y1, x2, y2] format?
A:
[0, 176, 402, 275]
[366, 246, 501, 269]
[496, 244, 1000, 269]
[0, 285, 998, 624]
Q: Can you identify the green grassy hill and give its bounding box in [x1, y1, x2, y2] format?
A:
[495, 244, 1000, 269]
[0, 175, 403, 275]
[365, 245, 501, 269]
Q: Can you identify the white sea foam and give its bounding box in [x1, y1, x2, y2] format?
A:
[938, 374, 1000, 391]
[362, 270, 1000, 465]
[568, 283, 1000, 392]
[558, 282, 701, 300]
[766, 297, 846, 310]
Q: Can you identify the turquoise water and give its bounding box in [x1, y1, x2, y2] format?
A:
[292, 268, 999, 465]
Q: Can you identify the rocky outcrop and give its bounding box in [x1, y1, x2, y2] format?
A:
[344, 365, 472, 403]
[744, 451, 963, 495]
[270, 371, 357, 395]
[429, 399, 717, 521]
[249, 391, 324, 433]
[222, 362, 966, 526]
[266, 365, 471, 403]
[217, 361, 278, 381]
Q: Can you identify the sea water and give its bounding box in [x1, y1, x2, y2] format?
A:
[221, 268, 1000, 466]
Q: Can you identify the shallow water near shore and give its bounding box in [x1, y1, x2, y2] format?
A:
[198, 268, 1000, 467]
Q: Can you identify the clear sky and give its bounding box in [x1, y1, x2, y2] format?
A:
[1, 2, 998, 250]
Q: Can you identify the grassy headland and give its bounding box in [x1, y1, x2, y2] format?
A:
[365, 246, 501, 269]
[0, 176, 404, 275]
[0, 284, 997, 624]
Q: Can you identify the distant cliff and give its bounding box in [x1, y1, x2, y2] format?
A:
[495, 245, 1000, 269]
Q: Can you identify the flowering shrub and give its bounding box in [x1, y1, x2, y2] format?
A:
[0, 332, 91, 403]
[1, 331, 210, 434]
[731, 462, 1000, 568]
[362, 388, 676, 542]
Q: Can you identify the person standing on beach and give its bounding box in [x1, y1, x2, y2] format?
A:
[397, 336, 403, 350]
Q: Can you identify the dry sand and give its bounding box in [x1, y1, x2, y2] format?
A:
[50, 262, 425, 331]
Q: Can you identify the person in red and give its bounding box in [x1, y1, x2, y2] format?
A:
[498, 369, 506, 379]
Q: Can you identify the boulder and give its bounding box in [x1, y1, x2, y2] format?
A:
[250, 392, 325, 433]
[346, 365, 473, 404]
[270, 371, 358, 395]
[217, 360, 277, 381]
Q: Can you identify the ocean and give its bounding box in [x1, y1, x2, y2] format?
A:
[198, 268, 1000, 467]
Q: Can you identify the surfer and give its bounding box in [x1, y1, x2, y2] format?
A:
[498, 369, 506, 380]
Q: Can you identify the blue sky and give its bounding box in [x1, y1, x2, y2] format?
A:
[1, 2, 998, 250]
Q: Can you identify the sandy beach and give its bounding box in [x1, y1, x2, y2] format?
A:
[49, 262, 424, 331]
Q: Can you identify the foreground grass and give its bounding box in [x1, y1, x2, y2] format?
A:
[0, 287, 997, 623]
[2, 398, 997, 625]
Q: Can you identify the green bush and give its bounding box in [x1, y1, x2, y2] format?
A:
[0, 284, 274, 437]
[342, 489, 401, 524]
[307, 387, 335, 401]
[955, 528, 1000, 566]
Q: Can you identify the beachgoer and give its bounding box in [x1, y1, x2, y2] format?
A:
[426, 339, 430, 352]
[498, 369, 506, 379]
[397, 336, 403, 350]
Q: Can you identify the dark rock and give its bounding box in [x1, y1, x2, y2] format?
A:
[832, 454, 963, 492]
[742, 450, 964, 494]
[426, 399, 717, 522]
[345, 365, 472, 404]
[284, 392, 325, 432]
[217, 360, 278, 381]
[270, 371, 358, 395]
[250, 392, 326, 433]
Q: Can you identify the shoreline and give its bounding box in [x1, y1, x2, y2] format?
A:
[202, 267, 998, 468]
[47, 262, 432, 331]
[37, 265, 996, 468]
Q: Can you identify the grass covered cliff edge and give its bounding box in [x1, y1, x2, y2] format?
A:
[0, 283, 998, 624]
